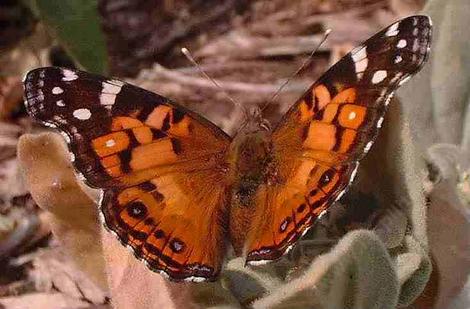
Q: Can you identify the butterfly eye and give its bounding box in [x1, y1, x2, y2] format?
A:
[127, 201, 148, 219]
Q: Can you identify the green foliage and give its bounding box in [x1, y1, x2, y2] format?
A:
[28, 0, 108, 74]
[252, 231, 400, 309]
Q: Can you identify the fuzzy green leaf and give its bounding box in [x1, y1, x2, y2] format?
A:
[252, 231, 399, 309]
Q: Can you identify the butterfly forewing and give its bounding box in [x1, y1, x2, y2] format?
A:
[245, 15, 432, 263]
[24, 67, 231, 281]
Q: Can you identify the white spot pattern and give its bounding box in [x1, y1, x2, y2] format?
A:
[348, 111, 357, 120]
[62, 69, 78, 81]
[385, 23, 399, 37]
[56, 100, 65, 107]
[351, 46, 368, 79]
[394, 55, 403, 64]
[105, 139, 116, 147]
[100, 80, 124, 108]
[377, 116, 384, 128]
[397, 39, 407, 48]
[364, 141, 374, 153]
[52, 87, 63, 94]
[73, 108, 91, 120]
[371, 70, 387, 84]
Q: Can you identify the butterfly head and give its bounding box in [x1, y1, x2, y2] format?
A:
[238, 105, 271, 135]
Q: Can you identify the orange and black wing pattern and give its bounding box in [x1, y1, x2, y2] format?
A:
[24, 67, 231, 281]
[245, 15, 432, 263]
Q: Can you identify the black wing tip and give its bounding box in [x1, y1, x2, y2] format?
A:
[400, 14, 432, 24]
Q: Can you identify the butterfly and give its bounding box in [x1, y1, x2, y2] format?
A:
[24, 15, 432, 282]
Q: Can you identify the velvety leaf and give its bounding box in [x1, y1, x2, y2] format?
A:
[396, 236, 432, 306]
[17, 132, 194, 309]
[17, 133, 106, 289]
[252, 230, 399, 309]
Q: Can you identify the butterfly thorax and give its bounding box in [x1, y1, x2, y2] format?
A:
[229, 129, 272, 203]
[227, 114, 277, 254]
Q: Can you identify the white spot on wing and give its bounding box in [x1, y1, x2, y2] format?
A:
[385, 23, 399, 37]
[372, 70, 387, 84]
[355, 59, 368, 79]
[105, 139, 116, 147]
[352, 46, 367, 61]
[385, 93, 394, 106]
[62, 69, 78, 81]
[100, 81, 123, 108]
[349, 163, 359, 184]
[364, 141, 373, 153]
[352, 46, 368, 79]
[56, 100, 65, 107]
[348, 111, 357, 120]
[397, 39, 407, 48]
[52, 87, 63, 94]
[377, 116, 384, 128]
[73, 108, 92, 120]
[394, 55, 403, 64]
[335, 189, 347, 202]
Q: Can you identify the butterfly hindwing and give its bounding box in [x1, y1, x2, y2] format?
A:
[24, 67, 231, 281]
[245, 15, 432, 263]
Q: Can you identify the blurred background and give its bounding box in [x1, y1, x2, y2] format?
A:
[0, 0, 468, 308]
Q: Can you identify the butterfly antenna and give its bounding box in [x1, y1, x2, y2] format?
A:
[260, 29, 332, 112]
[181, 47, 249, 120]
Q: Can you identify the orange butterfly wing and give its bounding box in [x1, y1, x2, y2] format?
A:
[25, 67, 231, 281]
[245, 15, 432, 263]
